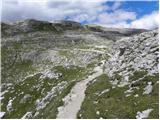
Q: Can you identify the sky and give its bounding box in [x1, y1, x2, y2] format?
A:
[1, 0, 159, 29]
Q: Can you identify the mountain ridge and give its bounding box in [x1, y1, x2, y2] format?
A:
[1, 19, 147, 39]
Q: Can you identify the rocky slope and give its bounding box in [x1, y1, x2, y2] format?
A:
[78, 29, 159, 119]
[106, 29, 158, 84]
[0, 19, 158, 119]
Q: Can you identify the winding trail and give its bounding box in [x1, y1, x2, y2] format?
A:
[56, 60, 105, 119]
[55, 48, 105, 54]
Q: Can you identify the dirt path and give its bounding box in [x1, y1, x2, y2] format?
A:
[56, 60, 105, 118]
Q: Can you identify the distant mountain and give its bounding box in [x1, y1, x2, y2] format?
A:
[1, 19, 146, 40]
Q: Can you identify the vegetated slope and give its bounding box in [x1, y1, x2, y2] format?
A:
[0, 19, 154, 119]
[78, 29, 159, 119]
[85, 24, 147, 40]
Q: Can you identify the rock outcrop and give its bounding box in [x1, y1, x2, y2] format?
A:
[105, 29, 158, 87]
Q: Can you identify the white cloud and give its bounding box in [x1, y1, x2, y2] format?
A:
[97, 9, 136, 24]
[130, 11, 159, 29]
[111, 1, 122, 10]
[95, 10, 159, 30]
[2, 0, 51, 22]
[1, 0, 108, 22]
[93, 21, 130, 29]
[1, 0, 159, 29]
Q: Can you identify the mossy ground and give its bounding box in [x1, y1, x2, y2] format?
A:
[1, 39, 105, 118]
[1, 35, 158, 119]
[1, 43, 37, 83]
[77, 72, 159, 119]
[1, 65, 89, 119]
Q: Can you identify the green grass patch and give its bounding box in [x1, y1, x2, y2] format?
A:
[78, 72, 159, 119]
[1, 65, 89, 119]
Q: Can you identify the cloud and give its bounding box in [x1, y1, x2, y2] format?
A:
[2, 0, 51, 22]
[47, 0, 109, 22]
[1, 0, 108, 22]
[97, 22, 130, 28]
[1, 0, 159, 29]
[97, 9, 136, 24]
[130, 11, 159, 29]
[111, 1, 122, 10]
[95, 10, 159, 30]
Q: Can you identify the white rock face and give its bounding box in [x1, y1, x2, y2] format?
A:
[99, 89, 110, 96]
[7, 98, 15, 112]
[96, 111, 100, 115]
[136, 109, 153, 119]
[134, 94, 139, 97]
[0, 112, 5, 118]
[143, 82, 153, 95]
[0, 90, 9, 101]
[40, 69, 62, 79]
[35, 81, 67, 111]
[105, 30, 158, 87]
[21, 112, 32, 119]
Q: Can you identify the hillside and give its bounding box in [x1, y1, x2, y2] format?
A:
[0, 19, 158, 119]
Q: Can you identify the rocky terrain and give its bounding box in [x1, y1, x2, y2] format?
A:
[0, 19, 158, 119]
[78, 29, 159, 119]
